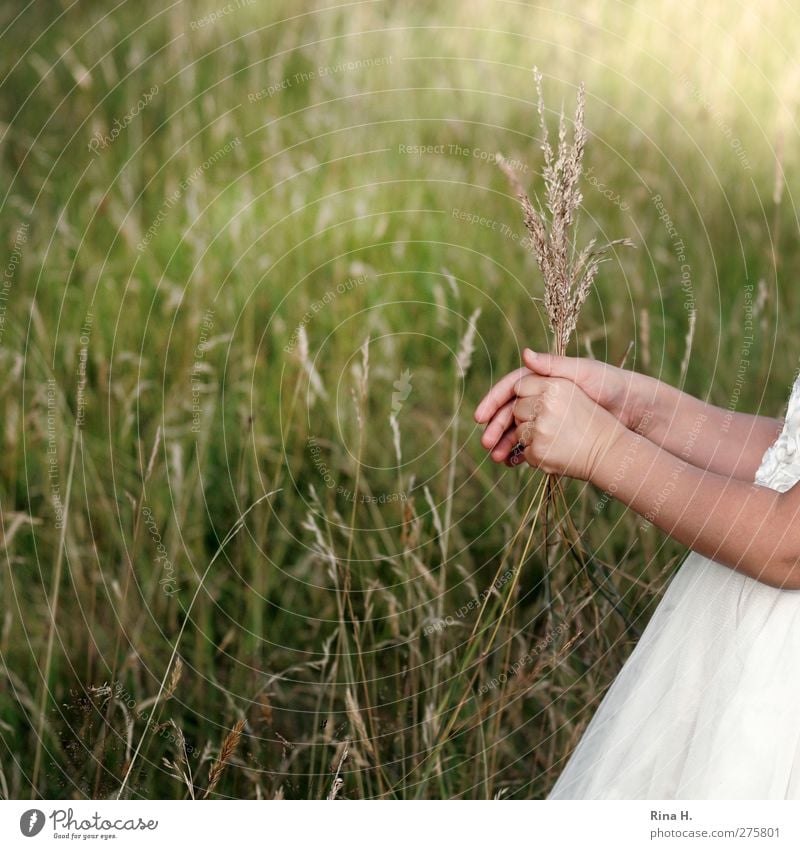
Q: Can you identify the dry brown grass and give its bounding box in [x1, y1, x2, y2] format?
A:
[204, 719, 246, 799]
[498, 69, 633, 357]
[491, 70, 638, 718]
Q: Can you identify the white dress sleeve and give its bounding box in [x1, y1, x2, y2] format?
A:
[754, 372, 800, 492]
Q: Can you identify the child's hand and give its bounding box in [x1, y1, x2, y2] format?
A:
[507, 375, 626, 480]
[474, 348, 656, 463]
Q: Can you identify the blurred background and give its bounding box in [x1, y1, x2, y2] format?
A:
[1, 0, 798, 799]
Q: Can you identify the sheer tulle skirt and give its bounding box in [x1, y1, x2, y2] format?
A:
[548, 551, 800, 799]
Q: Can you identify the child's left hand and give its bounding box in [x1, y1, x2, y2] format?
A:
[479, 374, 627, 481]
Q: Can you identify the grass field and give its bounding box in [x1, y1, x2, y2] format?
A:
[1, 0, 799, 799]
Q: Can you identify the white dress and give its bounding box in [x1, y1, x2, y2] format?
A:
[549, 373, 800, 799]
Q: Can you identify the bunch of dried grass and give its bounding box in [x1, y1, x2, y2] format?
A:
[494, 71, 635, 644]
[406, 73, 638, 792]
[498, 69, 633, 355]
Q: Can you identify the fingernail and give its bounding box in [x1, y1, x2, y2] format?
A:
[524, 348, 537, 359]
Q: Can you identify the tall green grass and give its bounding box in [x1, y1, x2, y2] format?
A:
[0, 0, 798, 798]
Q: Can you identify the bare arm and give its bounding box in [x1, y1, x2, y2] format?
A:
[591, 425, 800, 589]
[630, 373, 783, 481]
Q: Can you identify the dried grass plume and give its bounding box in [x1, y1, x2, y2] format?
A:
[497, 68, 634, 354]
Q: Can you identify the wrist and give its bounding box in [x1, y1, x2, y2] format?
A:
[589, 422, 639, 489]
[628, 374, 667, 438]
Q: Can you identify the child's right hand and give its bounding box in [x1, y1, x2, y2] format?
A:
[474, 348, 657, 463]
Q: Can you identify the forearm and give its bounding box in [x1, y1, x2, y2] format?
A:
[636, 376, 782, 481]
[591, 427, 799, 588]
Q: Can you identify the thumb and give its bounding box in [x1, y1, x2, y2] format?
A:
[522, 348, 579, 380]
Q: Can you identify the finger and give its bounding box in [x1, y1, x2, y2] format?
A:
[495, 418, 533, 463]
[515, 420, 536, 448]
[474, 366, 529, 422]
[506, 444, 527, 467]
[512, 373, 549, 400]
[506, 421, 535, 466]
[522, 442, 541, 469]
[523, 348, 587, 383]
[490, 425, 521, 463]
[480, 400, 516, 449]
[512, 392, 545, 424]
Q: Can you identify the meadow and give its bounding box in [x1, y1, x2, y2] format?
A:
[0, 0, 799, 799]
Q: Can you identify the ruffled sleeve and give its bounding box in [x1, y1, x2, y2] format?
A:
[754, 373, 800, 493]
